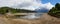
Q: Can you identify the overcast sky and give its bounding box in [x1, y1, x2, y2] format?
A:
[0, 0, 60, 10]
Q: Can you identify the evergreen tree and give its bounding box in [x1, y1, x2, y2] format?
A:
[48, 3, 60, 18]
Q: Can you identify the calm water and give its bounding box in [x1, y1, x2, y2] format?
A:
[20, 13, 44, 19]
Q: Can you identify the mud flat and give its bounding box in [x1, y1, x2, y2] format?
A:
[0, 13, 60, 24]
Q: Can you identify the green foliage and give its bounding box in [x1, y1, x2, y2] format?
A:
[0, 7, 9, 14]
[0, 7, 35, 14]
[48, 3, 60, 18]
[55, 3, 60, 9]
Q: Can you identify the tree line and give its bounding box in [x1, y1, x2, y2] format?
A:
[0, 7, 36, 14]
[48, 3, 60, 18]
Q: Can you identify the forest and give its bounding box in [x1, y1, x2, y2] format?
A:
[48, 3, 60, 18]
[0, 7, 36, 14]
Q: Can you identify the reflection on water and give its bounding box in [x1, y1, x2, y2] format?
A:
[20, 13, 43, 19]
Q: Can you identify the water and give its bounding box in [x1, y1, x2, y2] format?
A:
[20, 13, 43, 19]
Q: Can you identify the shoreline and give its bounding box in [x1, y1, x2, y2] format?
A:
[0, 13, 60, 24]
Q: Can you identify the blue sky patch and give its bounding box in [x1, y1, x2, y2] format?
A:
[41, 0, 60, 5]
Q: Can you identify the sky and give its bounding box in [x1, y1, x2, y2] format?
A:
[0, 0, 60, 10]
[41, 0, 60, 5]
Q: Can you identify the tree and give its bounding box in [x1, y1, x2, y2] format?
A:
[0, 7, 36, 14]
[55, 3, 60, 10]
[48, 3, 60, 18]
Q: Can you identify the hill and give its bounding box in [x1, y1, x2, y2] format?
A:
[35, 8, 49, 13]
[0, 7, 36, 14]
[48, 3, 60, 18]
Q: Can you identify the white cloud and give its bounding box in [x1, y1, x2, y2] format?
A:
[0, 0, 54, 10]
[40, 2, 54, 10]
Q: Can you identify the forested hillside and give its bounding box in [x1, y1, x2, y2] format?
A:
[0, 7, 36, 14]
[48, 3, 60, 18]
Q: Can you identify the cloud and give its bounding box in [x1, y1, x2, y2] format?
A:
[0, 0, 54, 10]
[40, 2, 54, 10]
[19, 2, 31, 7]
